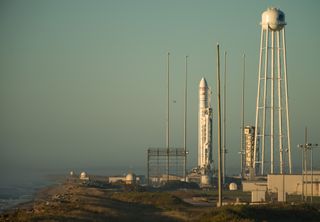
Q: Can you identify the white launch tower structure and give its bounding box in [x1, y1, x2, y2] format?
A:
[198, 78, 213, 185]
[253, 8, 292, 175]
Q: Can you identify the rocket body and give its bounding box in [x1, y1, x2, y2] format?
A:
[198, 78, 213, 185]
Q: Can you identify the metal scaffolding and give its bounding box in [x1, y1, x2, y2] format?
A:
[147, 148, 186, 186]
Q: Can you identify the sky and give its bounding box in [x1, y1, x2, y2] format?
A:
[1, 0, 320, 176]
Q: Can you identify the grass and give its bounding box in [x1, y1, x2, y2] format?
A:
[111, 190, 320, 222]
[197, 204, 320, 222]
[3, 181, 320, 222]
[111, 191, 189, 210]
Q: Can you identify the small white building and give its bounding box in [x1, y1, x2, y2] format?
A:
[108, 172, 143, 185]
[108, 176, 126, 183]
[149, 174, 184, 184]
[268, 173, 320, 196]
[80, 171, 90, 180]
[242, 180, 268, 203]
[242, 172, 320, 203]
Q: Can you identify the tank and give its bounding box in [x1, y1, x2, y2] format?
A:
[229, 182, 238, 191]
[261, 7, 286, 31]
[125, 173, 136, 184]
[80, 172, 87, 178]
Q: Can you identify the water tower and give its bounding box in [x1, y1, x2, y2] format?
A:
[253, 8, 292, 175]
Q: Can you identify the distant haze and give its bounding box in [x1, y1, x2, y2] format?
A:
[1, 0, 320, 176]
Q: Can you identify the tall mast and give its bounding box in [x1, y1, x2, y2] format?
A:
[184, 56, 188, 182]
[240, 53, 246, 177]
[222, 51, 227, 184]
[216, 43, 222, 207]
[166, 52, 170, 181]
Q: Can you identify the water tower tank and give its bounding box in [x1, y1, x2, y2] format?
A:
[261, 7, 286, 31]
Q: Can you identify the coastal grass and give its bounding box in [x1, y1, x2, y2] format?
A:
[2, 180, 320, 222]
[110, 191, 320, 222]
[111, 191, 190, 210]
[197, 204, 320, 222]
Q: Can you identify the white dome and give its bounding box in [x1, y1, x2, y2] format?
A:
[80, 172, 87, 178]
[79, 171, 89, 180]
[125, 173, 135, 181]
[261, 7, 286, 31]
[229, 182, 238, 191]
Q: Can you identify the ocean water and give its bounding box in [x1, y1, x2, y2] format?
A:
[0, 169, 58, 213]
[0, 166, 146, 212]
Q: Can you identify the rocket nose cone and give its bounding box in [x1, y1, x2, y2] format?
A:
[200, 77, 207, 87]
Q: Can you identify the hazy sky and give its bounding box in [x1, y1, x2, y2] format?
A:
[1, 0, 320, 175]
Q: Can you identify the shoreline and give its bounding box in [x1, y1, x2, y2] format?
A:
[2, 177, 320, 222]
[0, 173, 66, 214]
[0, 178, 183, 222]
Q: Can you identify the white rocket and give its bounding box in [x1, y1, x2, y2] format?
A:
[198, 78, 213, 185]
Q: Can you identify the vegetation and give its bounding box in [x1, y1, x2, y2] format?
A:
[198, 204, 320, 222]
[3, 180, 320, 222]
[111, 191, 320, 222]
[112, 191, 320, 222]
[111, 191, 189, 210]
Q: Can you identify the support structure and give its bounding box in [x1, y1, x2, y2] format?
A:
[244, 126, 256, 179]
[253, 8, 292, 175]
[147, 148, 186, 186]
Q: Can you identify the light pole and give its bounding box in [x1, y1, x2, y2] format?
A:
[309, 143, 318, 203]
[216, 43, 222, 207]
[184, 55, 188, 182]
[297, 144, 307, 202]
[166, 52, 170, 182]
[240, 54, 245, 178]
[298, 128, 318, 203]
[238, 150, 245, 178]
[281, 148, 289, 202]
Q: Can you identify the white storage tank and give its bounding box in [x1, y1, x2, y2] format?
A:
[229, 182, 238, 191]
[125, 173, 136, 185]
[261, 7, 286, 31]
